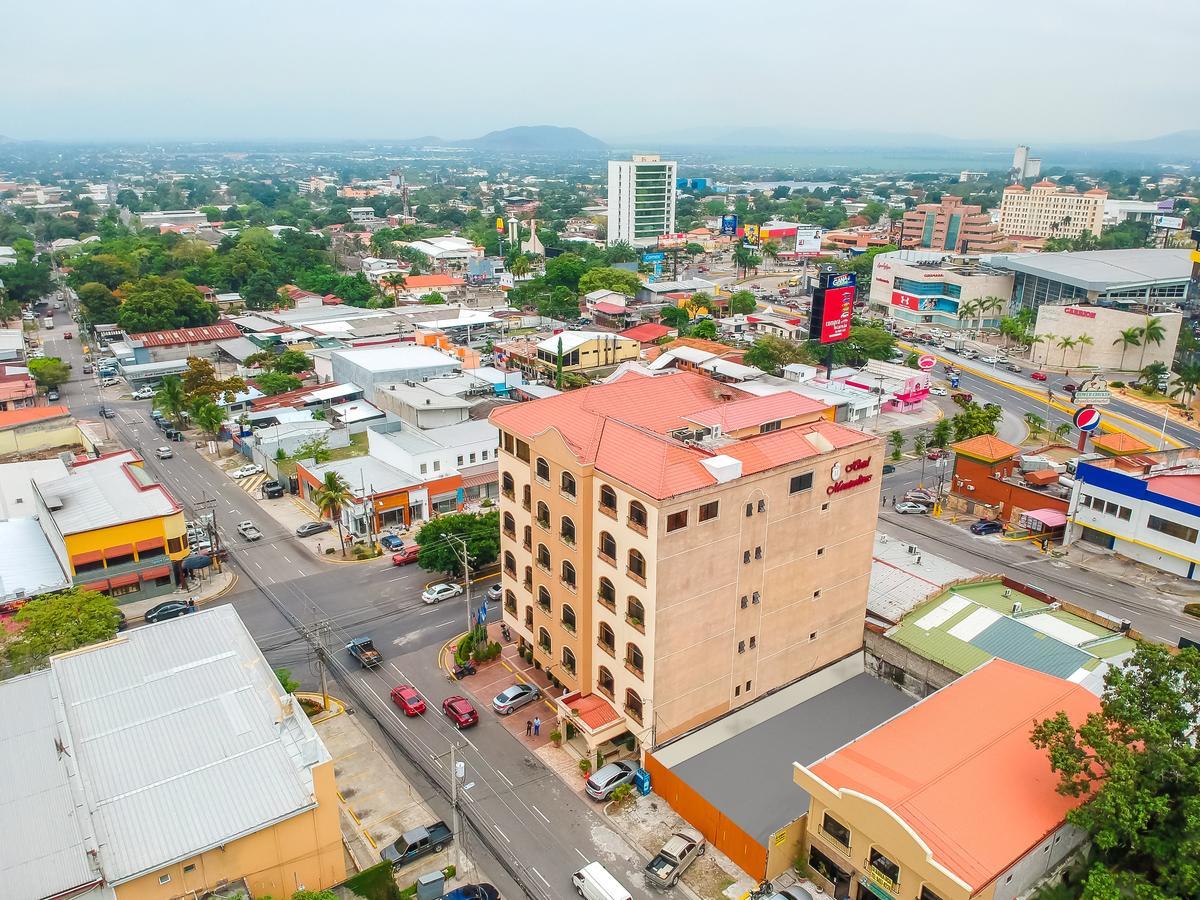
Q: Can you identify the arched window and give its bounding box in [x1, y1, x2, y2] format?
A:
[502, 512, 516, 537]
[598, 666, 615, 698]
[537, 586, 551, 611]
[561, 603, 577, 632]
[522, 484, 531, 510]
[536, 501, 550, 528]
[504, 589, 516, 614]
[538, 627, 552, 653]
[598, 577, 616, 608]
[599, 484, 617, 513]
[535, 457, 550, 482]
[626, 642, 644, 676]
[524, 606, 533, 628]
[523, 565, 532, 590]
[561, 471, 577, 498]
[599, 531, 616, 562]
[523, 524, 532, 549]
[561, 560, 576, 589]
[560, 516, 576, 545]
[625, 688, 643, 722]
[628, 548, 646, 582]
[503, 551, 516, 576]
[628, 500, 647, 531]
[537, 543, 550, 570]
[627, 596, 644, 627]
[598, 622, 615, 653]
[501, 471, 514, 497]
[562, 646, 577, 674]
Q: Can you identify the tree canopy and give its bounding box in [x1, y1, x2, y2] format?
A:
[6, 588, 121, 672]
[415, 510, 501, 576]
[115, 277, 218, 333]
[256, 371, 303, 395]
[27, 357, 71, 389]
[578, 267, 641, 297]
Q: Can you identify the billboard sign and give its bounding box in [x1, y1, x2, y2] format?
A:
[720, 214, 739, 236]
[809, 272, 856, 344]
[795, 226, 823, 256]
[1153, 215, 1184, 230]
[641, 252, 665, 263]
[1073, 407, 1102, 432]
[891, 290, 935, 311]
[743, 224, 760, 245]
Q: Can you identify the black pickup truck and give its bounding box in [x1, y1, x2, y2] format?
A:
[381, 820, 452, 868]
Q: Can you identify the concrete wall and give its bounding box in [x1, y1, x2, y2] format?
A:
[863, 630, 960, 698]
[0, 415, 82, 455]
[1033, 305, 1181, 372]
[990, 824, 1087, 900]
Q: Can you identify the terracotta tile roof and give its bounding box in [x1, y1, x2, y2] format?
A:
[951, 434, 1021, 462]
[567, 692, 621, 730]
[620, 323, 673, 344]
[662, 337, 738, 357]
[684, 392, 827, 433]
[404, 274, 465, 289]
[129, 319, 242, 348]
[809, 660, 1099, 891]
[592, 301, 627, 315]
[0, 405, 70, 428]
[1091, 432, 1152, 454]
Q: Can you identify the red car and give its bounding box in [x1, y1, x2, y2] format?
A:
[442, 695, 479, 729]
[391, 545, 420, 566]
[390, 684, 426, 716]
[926, 448, 948, 460]
[1031, 371, 1048, 381]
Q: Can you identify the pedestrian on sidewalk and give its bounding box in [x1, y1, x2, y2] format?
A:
[533, 716, 541, 736]
[525, 720, 532, 737]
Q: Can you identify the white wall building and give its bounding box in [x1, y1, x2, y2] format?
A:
[367, 419, 498, 481]
[607, 154, 677, 248]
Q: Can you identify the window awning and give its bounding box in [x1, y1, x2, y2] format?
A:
[80, 579, 110, 592]
[71, 550, 103, 566]
[135, 538, 165, 553]
[108, 573, 140, 588]
[104, 544, 135, 560]
[1020, 508, 1068, 528]
[139, 565, 173, 581]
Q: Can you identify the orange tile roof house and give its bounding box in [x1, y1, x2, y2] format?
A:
[795, 659, 1100, 900]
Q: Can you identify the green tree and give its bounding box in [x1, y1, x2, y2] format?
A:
[1169, 361, 1200, 406]
[543, 253, 588, 291]
[950, 402, 1002, 441]
[911, 432, 928, 457]
[930, 418, 953, 448]
[1053, 422, 1073, 441]
[603, 241, 638, 264]
[275, 667, 301, 694]
[732, 245, 762, 278]
[6, 588, 121, 672]
[419, 291, 446, 304]
[189, 398, 226, 437]
[2, 258, 53, 302]
[1137, 315, 1167, 369]
[256, 371, 303, 395]
[1112, 326, 1142, 371]
[116, 277, 217, 332]
[1030, 644, 1200, 900]
[1024, 412, 1047, 438]
[743, 335, 808, 373]
[312, 471, 351, 555]
[181, 356, 245, 405]
[835, 244, 897, 282]
[27, 357, 71, 390]
[68, 252, 138, 290]
[153, 375, 188, 427]
[684, 242, 706, 259]
[273, 349, 312, 374]
[294, 435, 331, 463]
[1139, 361, 1169, 394]
[241, 270, 281, 310]
[659, 305, 690, 329]
[728, 290, 757, 316]
[292, 890, 338, 900]
[414, 510, 501, 576]
[691, 319, 718, 340]
[508, 254, 533, 278]
[537, 286, 580, 322]
[77, 281, 121, 324]
[578, 267, 641, 297]
[1074, 333, 1094, 366]
[888, 430, 905, 460]
[1056, 335, 1078, 367]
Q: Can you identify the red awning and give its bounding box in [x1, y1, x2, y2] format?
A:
[135, 538, 165, 553]
[139, 565, 173, 581]
[104, 544, 135, 560]
[107, 573, 140, 588]
[81, 579, 110, 592]
[72, 550, 103, 566]
[460, 469, 498, 489]
[1022, 508, 1068, 528]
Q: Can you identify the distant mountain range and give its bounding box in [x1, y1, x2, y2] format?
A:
[393, 125, 607, 152]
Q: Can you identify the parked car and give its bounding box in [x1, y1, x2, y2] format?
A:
[381, 820, 452, 868]
[261, 479, 285, 499]
[928, 386, 947, 396]
[1003, 361, 1022, 373]
[645, 827, 706, 889]
[100, 377, 120, 387]
[485, 582, 502, 603]
[390, 684, 426, 716]
[296, 520, 332, 538]
[46, 389, 60, 401]
[165, 427, 184, 442]
[881, 463, 896, 474]
[442, 885, 498, 900]
[492, 682, 539, 715]
[82, 364, 92, 374]
[379, 534, 404, 551]
[422, 582, 464, 604]
[442, 695, 479, 728]
[893, 501, 931, 514]
[1031, 371, 1048, 381]
[391, 545, 420, 566]
[145, 600, 190, 623]
[585, 760, 639, 801]
[154, 446, 173, 459]
[926, 448, 948, 460]
[230, 463, 264, 479]
[236, 520, 263, 541]
[98, 406, 116, 418]
[951, 391, 974, 405]
[132, 386, 155, 400]
[971, 520, 1005, 535]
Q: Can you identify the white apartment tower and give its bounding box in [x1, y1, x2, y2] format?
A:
[607, 154, 677, 248]
[1011, 145, 1042, 182]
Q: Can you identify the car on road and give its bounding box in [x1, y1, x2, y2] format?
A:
[295, 520, 332, 538]
[154, 446, 173, 459]
[442, 885, 498, 900]
[882, 463, 896, 474]
[46, 389, 60, 401]
[100, 377, 120, 387]
[928, 386, 947, 396]
[132, 386, 155, 400]
[145, 600, 190, 624]
[492, 682, 539, 715]
[236, 520, 263, 541]
[390, 684, 427, 716]
[229, 463, 264, 479]
[1031, 371, 1048, 381]
[379, 534, 404, 551]
[585, 760, 639, 800]
[98, 406, 116, 418]
[1003, 362, 1022, 373]
[82, 363, 92, 374]
[951, 391, 973, 405]
[971, 520, 1005, 535]
[980, 355, 999, 364]
[485, 582, 502, 603]
[391, 545, 420, 566]
[926, 448, 948, 460]
[442, 695, 479, 729]
[422, 582, 464, 604]
[893, 501, 931, 514]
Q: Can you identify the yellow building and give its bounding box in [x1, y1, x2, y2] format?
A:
[533, 330, 641, 373]
[794, 660, 1098, 900]
[33, 449, 189, 603]
[0, 606, 346, 900]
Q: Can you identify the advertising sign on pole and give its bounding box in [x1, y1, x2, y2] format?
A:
[744, 224, 760, 246]
[917, 354, 936, 370]
[1153, 215, 1185, 231]
[795, 226, 823, 256]
[641, 252, 665, 263]
[808, 272, 856, 344]
[720, 214, 739, 236]
[1073, 407, 1101, 432]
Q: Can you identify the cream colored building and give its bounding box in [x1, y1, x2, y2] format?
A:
[1032, 303, 1181, 371]
[998, 181, 1107, 240]
[491, 371, 881, 754]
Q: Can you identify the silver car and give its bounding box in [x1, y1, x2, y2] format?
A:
[492, 682, 539, 715]
[585, 760, 638, 800]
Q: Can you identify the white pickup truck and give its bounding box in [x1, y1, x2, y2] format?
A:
[236, 520, 263, 541]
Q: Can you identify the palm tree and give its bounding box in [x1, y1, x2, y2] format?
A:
[153, 375, 187, 428]
[509, 254, 532, 279]
[1074, 333, 1094, 366]
[1056, 336, 1077, 367]
[760, 240, 782, 264]
[1170, 362, 1200, 406]
[189, 398, 226, 438]
[1137, 316, 1167, 370]
[979, 296, 1007, 330]
[1028, 333, 1050, 364]
[1023, 412, 1047, 438]
[957, 300, 979, 332]
[1053, 422, 1073, 441]
[1140, 361, 1169, 393]
[604, 241, 638, 264]
[1113, 326, 1142, 371]
[732, 245, 761, 278]
[381, 272, 407, 304]
[312, 471, 352, 556]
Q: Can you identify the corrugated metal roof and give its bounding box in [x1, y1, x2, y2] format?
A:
[969, 616, 1092, 679]
[36, 451, 178, 535]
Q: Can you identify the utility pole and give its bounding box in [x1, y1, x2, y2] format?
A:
[448, 534, 474, 632]
[308, 599, 332, 711]
[430, 742, 471, 881]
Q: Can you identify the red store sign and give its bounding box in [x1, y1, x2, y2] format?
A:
[827, 456, 874, 495]
[1064, 307, 1097, 319]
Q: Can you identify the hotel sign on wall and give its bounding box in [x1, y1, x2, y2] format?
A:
[1064, 307, 1097, 319]
[828, 457, 874, 495]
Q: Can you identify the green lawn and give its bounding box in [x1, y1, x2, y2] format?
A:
[274, 431, 368, 479]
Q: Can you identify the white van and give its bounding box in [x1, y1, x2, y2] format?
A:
[572, 861, 631, 900]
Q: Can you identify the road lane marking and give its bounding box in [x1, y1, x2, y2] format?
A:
[435, 619, 454, 627]
[531, 804, 550, 824]
[494, 825, 510, 843]
[530, 867, 550, 888]
[496, 770, 513, 786]
[575, 848, 589, 863]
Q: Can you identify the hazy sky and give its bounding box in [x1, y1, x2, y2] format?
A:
[4, 0, 1197, 144]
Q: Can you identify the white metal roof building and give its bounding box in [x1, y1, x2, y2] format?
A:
[330, 345, 461, 404]
[0, 518, 70, 602]
[33, 451, 179, 536]
[0, 606, 332, 897]
[986, 248, 1193, 310]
